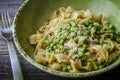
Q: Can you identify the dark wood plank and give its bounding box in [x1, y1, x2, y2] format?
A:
[0, 55, 13, 80]
[0, 0, 22, 2]
[0, 0, 24, 10]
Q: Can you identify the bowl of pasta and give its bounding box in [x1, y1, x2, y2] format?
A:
[13, 0, 120, 77]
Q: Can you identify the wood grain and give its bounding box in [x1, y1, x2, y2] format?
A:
[0, 0, 120, 80]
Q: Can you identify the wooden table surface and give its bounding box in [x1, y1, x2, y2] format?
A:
[0, 0, 120, 80]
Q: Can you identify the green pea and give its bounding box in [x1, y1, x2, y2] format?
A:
[50, 43, 54, 47]
[94, 22, 99, 27]
[86, 62, 92, 67]
[71, 21, 76, 27]
[116, 38, 120, 43]
[77, 31, 83, 35]
[84, 30, 90, 35]
[67, 66, 72, 70]
[56, 39, 60, 42]
[99, 39, 104, 45]
[109, 24, 115, 30]
[74, 26, 78, 28]
[79, 40, 84, 45]
[62, 30, 66, 33]
[57, 32, 62, 36]
[62, 37, 67, 41]
[83, 20, 90, 27]
[100, 28, 105, 34]
[63, 67, 68, 72]
[55, 49, 61, 54]
[71, 27, 78, 32]
[73, 54, 79, 59]
[71, 49, 77, 55]
[70, 28, 73, 32]
[81, 47, 86, 53]
[79, 38, 86, 45]
[53, 46, 57, 50]
[109, 30, 115, 33]
[73, 37, 78, 43]
[81, 25, 86, 29]
[61, 34, 66, 39]
[62, 26, 67, 30]
[75, 27, 79, 30]
[66, 24, 71, 30]
[53, 39, 59, 44]
[110, 33, 114, 37]
[70, 33, 76, 38]
[59, 45, 63, 49]
[78, 52, 84, 57]
[116, 32, 120, 36]
[57, 44, 61, 48]
[44, 40, 49, 45]
[90, 31, 95, 36]
[82, 44, 87, 48]
[94, 24, 101, 30]
[57, 44, 62, 49]
[64, 32, 69, 36]
[85, 52, 91, 58]
[98, 65, 104, 69]
[92, 27, 96, 30]
[89, 23, 94, 27]
[59, 39, 64, 45]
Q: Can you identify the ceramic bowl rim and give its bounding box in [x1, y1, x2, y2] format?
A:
[13, 0, 120, 78]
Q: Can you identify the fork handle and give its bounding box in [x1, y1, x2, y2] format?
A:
[7, 40, 23, 80]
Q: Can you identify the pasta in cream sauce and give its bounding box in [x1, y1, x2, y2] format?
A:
[29, 6, 120, 73]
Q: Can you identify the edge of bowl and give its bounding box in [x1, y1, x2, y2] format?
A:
[13, 0, 120, 78]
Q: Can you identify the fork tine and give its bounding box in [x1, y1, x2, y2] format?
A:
[6, 11, 11, 28]
[3, 11, 9, 28]
[1, 11, 6, 29]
